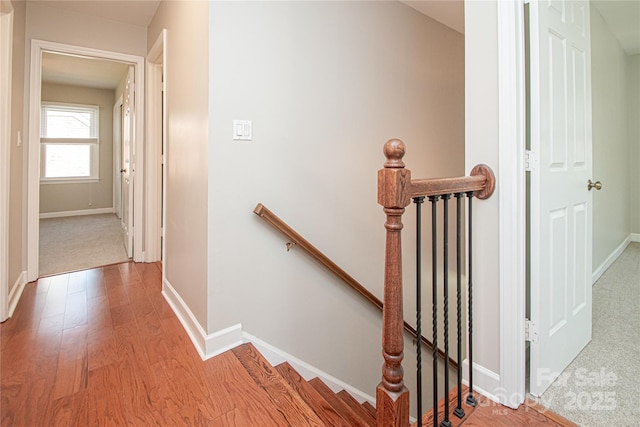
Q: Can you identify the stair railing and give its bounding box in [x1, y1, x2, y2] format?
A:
[377, 139, 495, 427]
[253, 203, 455, 369]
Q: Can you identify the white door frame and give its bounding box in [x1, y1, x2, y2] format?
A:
[495, 0, 527, 408]
[27, 39, 146, 281]
[145, 29, 167, 263]
[113, 95, 123, 219]
[0, 3, 14, 321]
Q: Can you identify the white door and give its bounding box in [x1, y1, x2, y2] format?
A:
[529, 0, 593, 396]
[122, 66, 135, 258]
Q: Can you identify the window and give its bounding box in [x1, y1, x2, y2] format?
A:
[40, 102, 99, 182]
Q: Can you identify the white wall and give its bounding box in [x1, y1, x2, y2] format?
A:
[39, 82, 115, 214]
[628, 55, 640, 234]
[464, 0, 501, 378]
[209, 0, 464, 398]
[591, 7, 633, 269]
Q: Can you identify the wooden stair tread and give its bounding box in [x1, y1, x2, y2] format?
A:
[309, 377, 374, 427]
[275, 362, 351, 427]
[362, 401, 377, 419]
[231, 343, 325, 427]
[336, 390, 376, 425]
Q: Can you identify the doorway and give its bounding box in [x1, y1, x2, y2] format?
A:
[146, 30, 167, 264]
[27, 40, 146, 281]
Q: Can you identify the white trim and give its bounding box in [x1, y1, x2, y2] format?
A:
[145, 29, 167, 263]
[39, 207, 114, 219]
[462, 359, 502, 404]
[592, 235, 631, 284]
[631, 233, 640, 243]
[7, 271, 27, 318]
[161, 276, 376, 406]
[0, 5, 13, 322]
[496, 0, 527, 409]
[245, 332, 376, 406]
[161, 277, 243, 359]
[27, 40, 145, 281]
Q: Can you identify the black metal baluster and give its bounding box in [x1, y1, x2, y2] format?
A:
[414, 196, 425, 421]
[441, 194, 452, 427]
[466, 191, 477, 407]
[428, 195, 439, 427]
[453, 193, 465, 419]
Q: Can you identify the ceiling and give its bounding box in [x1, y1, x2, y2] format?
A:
[402, 0, 639, 56]
[41, 52, 129, 90]
[402, 0, 464, 34]
[37, 0, 639, 90]
[592, 0, 640, 55]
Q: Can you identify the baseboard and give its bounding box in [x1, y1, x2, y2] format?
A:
[243, 332, 376, 406]
[161, 277, 243, 360]
[7, 271, 27, 318]
[592, 235, 631, 284]
[160, 281, 376, 406]
[39, 207, 114, 219]
[631, 233, 640, 243]
[461, 359, 501, 404]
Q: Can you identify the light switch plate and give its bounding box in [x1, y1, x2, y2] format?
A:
[233, 120, 252, 141]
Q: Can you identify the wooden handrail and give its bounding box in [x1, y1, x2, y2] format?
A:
[377, 139, 495, 427]
[253, 203, 455, 368]
[254, 203, 382, 311]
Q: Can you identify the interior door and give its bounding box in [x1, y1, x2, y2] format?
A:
[529, 0, 593, 396]
[121, 66, 134, 258]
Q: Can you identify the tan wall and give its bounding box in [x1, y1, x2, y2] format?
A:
[25, 2, 147, 57]
[39, 83, 115, 214]
[208, 1, 464, 399]
[8, 0, 26, 291]
[147, 0, 209, 327]
[591, 7, 633, 269]
[628, 55, 640, 234]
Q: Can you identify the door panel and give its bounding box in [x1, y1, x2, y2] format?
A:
[529, 0, 593, 396]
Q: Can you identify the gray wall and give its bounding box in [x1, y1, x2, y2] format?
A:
[207, 0, 464, 399]
[628, 54, 640, 234]
[591, 7, 637, 271]
[39, 83, 115, 214]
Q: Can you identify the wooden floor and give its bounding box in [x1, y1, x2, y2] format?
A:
[1, 262, 329, 426]
[1, 262, 577, 426]
[414, 384, 577, 427]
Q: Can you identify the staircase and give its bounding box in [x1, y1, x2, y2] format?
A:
[230, 342, 377, 427]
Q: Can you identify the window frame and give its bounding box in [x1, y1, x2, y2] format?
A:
[40, 102, 100, 184]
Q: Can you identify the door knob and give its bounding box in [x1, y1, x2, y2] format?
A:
[587, 180, 602, 191]
[120, 169, 127, 173]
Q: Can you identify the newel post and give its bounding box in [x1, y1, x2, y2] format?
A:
[376, 139, 411, 427]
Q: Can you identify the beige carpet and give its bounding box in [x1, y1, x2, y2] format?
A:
[39, 213, 130, 277]
[536, 242, 640, 426]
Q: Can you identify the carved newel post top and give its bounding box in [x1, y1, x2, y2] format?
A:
[383, 139, 406, 168]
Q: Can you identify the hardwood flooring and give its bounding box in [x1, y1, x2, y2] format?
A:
[414, 386, 577, 427]
[2, 262, 576, 426]
[1, 262, 326, 426]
